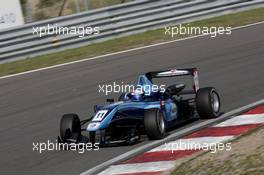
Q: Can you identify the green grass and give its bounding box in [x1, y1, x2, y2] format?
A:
[88, 0, 133, 9]
[1, 7, 264, 77]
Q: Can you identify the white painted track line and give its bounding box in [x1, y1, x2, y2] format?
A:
[1, 21, 264, 80]
[98, 161, 176, 175]
[149, 136, 234, 152]
[214, 114, 264, 127]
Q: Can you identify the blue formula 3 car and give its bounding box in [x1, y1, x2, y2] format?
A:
[58, 68, 221, 146]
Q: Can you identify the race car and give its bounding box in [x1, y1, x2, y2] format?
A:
[58, 68, 221, 146]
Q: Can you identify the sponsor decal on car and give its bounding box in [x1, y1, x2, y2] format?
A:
[92, 110, 108, 122]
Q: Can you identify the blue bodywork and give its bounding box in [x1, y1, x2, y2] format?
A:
[87, 75, 179, 132]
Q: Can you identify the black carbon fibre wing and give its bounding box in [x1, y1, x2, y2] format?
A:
[145, 68, 199, 92]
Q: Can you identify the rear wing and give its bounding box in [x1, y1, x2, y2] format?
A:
[145, 68, 200, 92]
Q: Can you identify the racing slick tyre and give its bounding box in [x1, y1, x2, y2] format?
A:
[195, 87, 220, 119]
[144, 109, 166, 140]
[60, 114, 81, 143]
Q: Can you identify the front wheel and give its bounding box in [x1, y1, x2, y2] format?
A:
[196, 87, 221, 119]
[60, 114, 81, 143]
[144, 109, 166, 140]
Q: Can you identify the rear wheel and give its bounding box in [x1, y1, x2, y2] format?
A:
[144, 109, 166, 140]
[60, 114, 81, 143]
[196, 87, 220, 119]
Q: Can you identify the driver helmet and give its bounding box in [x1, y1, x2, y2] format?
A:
[131, 88, 144, 101]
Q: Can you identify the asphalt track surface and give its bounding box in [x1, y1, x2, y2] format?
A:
[0, 23, 264, 175]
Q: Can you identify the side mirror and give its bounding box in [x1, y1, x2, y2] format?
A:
[106, 98, 114, 103]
